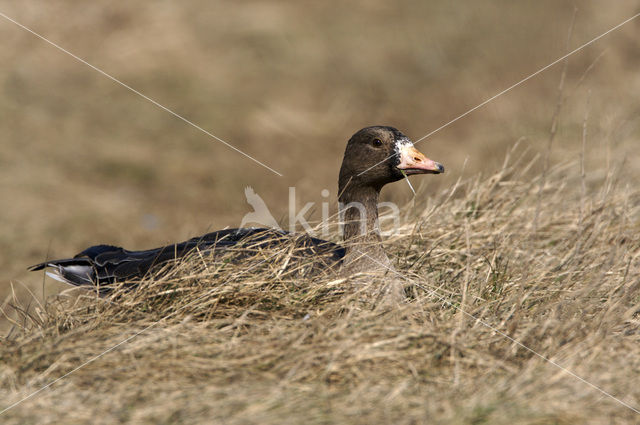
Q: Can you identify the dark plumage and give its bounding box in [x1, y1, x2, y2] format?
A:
[29, 228, 344, 289]
[29, 126, 443, 288]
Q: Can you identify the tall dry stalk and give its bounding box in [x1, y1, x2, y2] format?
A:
[534, 6, 578, 232]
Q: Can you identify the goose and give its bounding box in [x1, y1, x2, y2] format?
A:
[29, 126, 443, 288]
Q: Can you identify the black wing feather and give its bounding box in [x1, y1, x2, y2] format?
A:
[29, 228, 344, 289]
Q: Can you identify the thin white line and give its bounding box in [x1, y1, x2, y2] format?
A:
[0, 250, 281, 415]
[357, 11, 640, 177]
[0, 10, 283, 177]
[355, 249, 640, 415]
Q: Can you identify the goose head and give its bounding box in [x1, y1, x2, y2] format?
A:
[338, 126, 444, 193]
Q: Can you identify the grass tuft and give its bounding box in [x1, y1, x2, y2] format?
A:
[1, 146, 639, 424]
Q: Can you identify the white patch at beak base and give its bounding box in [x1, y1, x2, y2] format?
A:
[395, 138, 443, 174]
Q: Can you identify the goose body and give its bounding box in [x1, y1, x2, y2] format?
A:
[29, 228, 344, 288]
[30, 126, 443, 288]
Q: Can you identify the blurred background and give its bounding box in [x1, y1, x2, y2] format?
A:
[1, 1, 639, 327]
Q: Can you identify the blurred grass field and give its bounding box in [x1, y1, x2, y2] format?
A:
[1, 1, 639, 423]
[1, 1, 638, 301]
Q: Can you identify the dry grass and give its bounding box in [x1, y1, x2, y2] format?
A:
[1, 146, 639, 424]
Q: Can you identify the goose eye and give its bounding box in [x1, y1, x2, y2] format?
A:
[372, 138, 383, 147]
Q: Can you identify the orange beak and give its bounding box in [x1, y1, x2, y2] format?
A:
[397, 144, 444, 175]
